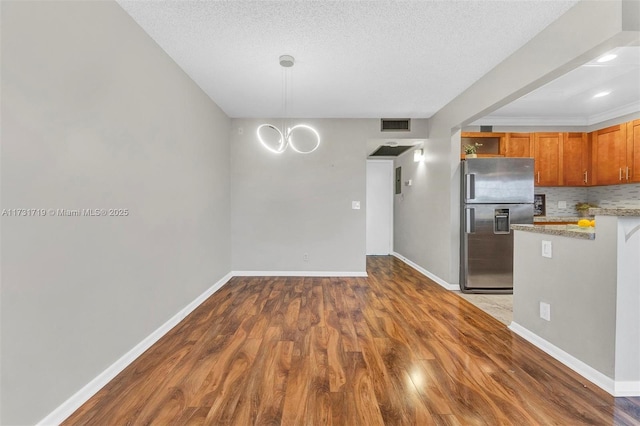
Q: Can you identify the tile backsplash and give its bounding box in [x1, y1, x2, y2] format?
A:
[587, 184, 640, 208]
[536, 187, 588, 216]
[536, 183, 640, 216]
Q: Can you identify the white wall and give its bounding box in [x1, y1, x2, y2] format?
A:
[512, 227, 618, 378]
[512, 215, 640, 394]
[614, 216, 640, 386]
[393, 0, 639, 286]
[393, 135, 455, 282]
[0, 2, 231, 424]
[230, 119, 427, 273]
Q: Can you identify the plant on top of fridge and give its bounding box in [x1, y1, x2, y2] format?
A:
[463, 142, 482, 154]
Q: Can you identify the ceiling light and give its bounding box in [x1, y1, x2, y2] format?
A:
[597, 54, 617, 63]
[279, 55, 295, 67]
[593, 91, 611, 98]
[257, 55, 320, 154]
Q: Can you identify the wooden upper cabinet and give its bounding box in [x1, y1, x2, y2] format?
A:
[504, 133, 533, 157]
[591, 124, 627, 185]
[460, 123, 636, 187]
[628, 119, 640, 183]
[533, 133, 563, 186]
[563, 132, 590, 186]
[460, 132, 504, 158]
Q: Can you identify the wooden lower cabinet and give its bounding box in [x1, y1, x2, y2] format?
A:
[533, 133, 563, 186]
[563, 132, 590, 186]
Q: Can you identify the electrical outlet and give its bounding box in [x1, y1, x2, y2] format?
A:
[558, 201, 567, 209]
[303, 253, 309, 262]
[541, 240, 552, 258]
[540, 302, 551, 321]
[352, 201, 361, 210]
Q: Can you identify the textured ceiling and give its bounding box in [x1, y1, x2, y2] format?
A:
[117, 0, 578, 119]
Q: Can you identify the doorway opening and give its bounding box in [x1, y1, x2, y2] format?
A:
[366, 160, 394, 255]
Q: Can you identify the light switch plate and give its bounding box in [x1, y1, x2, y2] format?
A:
[541, 240, 552, 258]
[352, 201, 361, 210]
[540, 302, 551, 321]
[558, 201, 567, 209]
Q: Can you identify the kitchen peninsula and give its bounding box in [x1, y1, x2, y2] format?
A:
[509, 208, 640, 397]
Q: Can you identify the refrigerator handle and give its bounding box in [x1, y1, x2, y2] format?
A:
[465, 208, 475, 234]
[465, 174, 475, 200]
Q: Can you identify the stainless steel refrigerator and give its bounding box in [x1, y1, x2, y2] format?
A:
[460, 158, 534, 293]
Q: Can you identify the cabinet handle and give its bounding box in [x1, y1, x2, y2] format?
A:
[627, 166, 630, 181]
[537, 171, 540, 183]
[620, 168, 623, 181]
[583, 171, 588, 184]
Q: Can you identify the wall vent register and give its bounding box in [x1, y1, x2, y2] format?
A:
[381, 118, 411, 132]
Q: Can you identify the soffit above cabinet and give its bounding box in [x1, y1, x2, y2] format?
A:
[472, 46, 640, 127]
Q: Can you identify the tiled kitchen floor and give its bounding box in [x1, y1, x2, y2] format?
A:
[453, 291, 513, 325]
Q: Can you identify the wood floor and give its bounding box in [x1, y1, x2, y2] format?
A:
[64, 256, 640, 425]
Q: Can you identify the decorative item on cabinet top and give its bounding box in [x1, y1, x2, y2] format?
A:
[576, 202, 598, 217]
[463, 143, 481, 158]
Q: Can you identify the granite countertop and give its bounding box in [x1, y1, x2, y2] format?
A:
[516, 208, 639, 239]
[589, 208, 640, 217]
[533, 216, 586, 223]
[511, 224, 595, 240]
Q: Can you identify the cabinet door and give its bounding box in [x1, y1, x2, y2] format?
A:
[628, 119, 640, 183]
[533, 133, 563, 186]
[563, 132, 590, 186]
[592, 125, 627, 185]
[460, 132, 503, 158]
[504, 133, 533, 157]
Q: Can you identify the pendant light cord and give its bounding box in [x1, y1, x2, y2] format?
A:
[282, 66, 286, 136]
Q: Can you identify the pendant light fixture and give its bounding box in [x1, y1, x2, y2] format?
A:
[257, 55, 321, 154]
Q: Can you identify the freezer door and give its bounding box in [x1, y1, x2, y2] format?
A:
[463, 158, 534, 204]
[461, 203, 533, 290]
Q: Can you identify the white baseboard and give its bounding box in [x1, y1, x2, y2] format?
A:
[232, 270, 368, 277]
[613, 381, 640, 397]
[509, 322, 640, 397]
[391, 252, 459, 291]
[37, 272, 233, 426]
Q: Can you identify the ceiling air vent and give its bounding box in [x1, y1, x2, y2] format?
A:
[381, 118, 411, 132]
